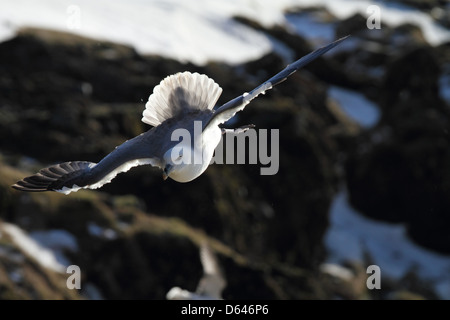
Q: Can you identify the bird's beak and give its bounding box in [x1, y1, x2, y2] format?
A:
[163, 164, 173, 180]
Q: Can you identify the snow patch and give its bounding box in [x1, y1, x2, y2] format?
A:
[325, 189, 450, 299]
[30, 229, 78, 267]
[328, 86, 380, 128]
[1, 223, 71, 273]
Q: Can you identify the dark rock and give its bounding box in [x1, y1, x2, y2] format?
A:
[332, 13, 429, 103]
[345, 44, 450, 253]
[381, 46, 442, 109]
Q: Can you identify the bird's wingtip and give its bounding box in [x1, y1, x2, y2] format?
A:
[334, 34, 351, 44]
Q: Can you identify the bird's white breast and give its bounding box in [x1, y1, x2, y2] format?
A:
[169, 125, 222, 183]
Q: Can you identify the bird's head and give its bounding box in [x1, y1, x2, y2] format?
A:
[162, 146, 183, 180]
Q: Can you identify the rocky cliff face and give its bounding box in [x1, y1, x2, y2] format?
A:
[0, 5, 448, 299]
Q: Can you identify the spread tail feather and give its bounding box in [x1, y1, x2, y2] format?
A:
[142, 72, 222, 127]
[12, 161, 95, 194]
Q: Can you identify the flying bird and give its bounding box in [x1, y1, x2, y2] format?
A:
[12, 37, 348, 194]
[166, 242, 226, 300]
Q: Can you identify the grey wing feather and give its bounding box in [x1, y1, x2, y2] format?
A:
[12, 161, 95, 192]
[12, 129, 164, 194]
[204, 36, 349, 129]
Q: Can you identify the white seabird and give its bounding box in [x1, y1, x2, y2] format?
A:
[166, 243, 226, 300]
[12, 37, 348, 194]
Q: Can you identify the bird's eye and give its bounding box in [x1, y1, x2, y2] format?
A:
[177, 150, 183, 160]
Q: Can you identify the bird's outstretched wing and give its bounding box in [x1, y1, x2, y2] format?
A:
[12, 161, 96, 193]
[204, 36, 349, 129]
[12, 130, 163, 195]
